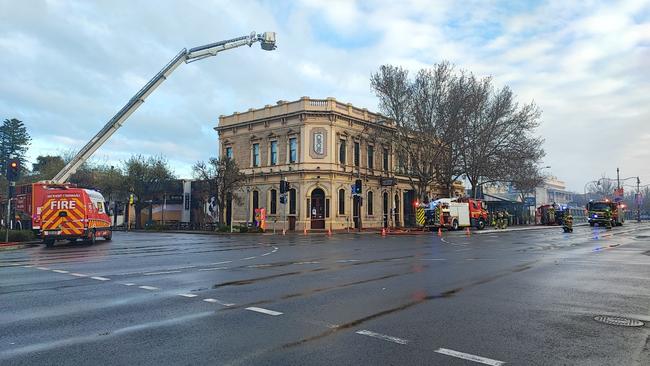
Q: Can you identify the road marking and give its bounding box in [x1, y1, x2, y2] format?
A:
[210, 260, 232, 265]
[336, 259, 361, 263]
[69, 273, 87, 277]
[198, 267, 229, 271]
[294, 261, 320, 265]
[247, 264, 272, 268]
[90, 276, 110, 281]
[122, 283, 136, 286]
[203, 298, 235, 306]
[242, 256, 256, 260]
[355, 330, 409, 345]
[178, 293, 197, 298]
[36, 267, 50, 270]
[52, 269, 69, 274]
[261, 252, 271, 256]
[144, 270, 181, 275]
[245, 307, 283, 316]
[420, 258, 448, 261]
[139, 285, 159, 291]
[434, 348, 505, 366]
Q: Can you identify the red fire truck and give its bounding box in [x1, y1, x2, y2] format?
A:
[423, 197, 489, 230]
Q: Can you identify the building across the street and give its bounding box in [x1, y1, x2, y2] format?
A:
[216, 97, 463, 231]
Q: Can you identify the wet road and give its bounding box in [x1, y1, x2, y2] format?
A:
[1, 224, 649, 365]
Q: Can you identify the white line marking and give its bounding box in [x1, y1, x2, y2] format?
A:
[36, 267, 50, 270]
[203, 298, 235, 306]
[420, 258, 448, 261]
[90, 276, 110, 281]
[69, 273, 87, 277]
[9, 263, 21, 266]
[198, 267, 229, 271]
[178, 293, 197, 298]
[122, 283, 136, 286]
[261, 252, 271, 256]
[209, 260, 232, 265]
[139, 285, 159, 291]
[435, 348, 505, 366]
[247, 264, 271, 268]
[294, 261, 320, 265]
[52, 270, 69, 274]
[356, 330, 409, 345]
[245, 307, 283, 316]
[242, 256, 256, 260]
[144, 270, 181, 275]
[336, 259, 361, 263]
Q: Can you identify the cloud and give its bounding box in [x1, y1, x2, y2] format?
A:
[1, 0, 649, 190]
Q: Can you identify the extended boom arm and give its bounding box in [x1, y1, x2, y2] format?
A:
[52, 31, 276, 183]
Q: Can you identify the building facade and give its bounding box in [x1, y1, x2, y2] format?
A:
[216, 97, 460, 231]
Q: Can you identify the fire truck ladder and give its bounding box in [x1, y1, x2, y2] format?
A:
[52, 31, 277, 184]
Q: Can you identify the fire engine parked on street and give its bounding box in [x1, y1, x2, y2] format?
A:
[422, 197, 489, 230]
[39, 184, 112, 247]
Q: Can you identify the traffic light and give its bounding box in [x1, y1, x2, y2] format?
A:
[279, 195, 286, 204]
[6, 159, 20, 182]
[354, 179, 362, 195]
[280, 180, 290, 194]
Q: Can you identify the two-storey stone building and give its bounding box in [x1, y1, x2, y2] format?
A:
[215, 97, 460, 231]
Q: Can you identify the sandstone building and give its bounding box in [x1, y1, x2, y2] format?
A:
[216, 97, 461, 231]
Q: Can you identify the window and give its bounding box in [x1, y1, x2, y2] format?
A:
[325, 198, 330, 218]
[252, 190, 259, 221]
[354, 142, 360, 167]
[270, 141, 278, 165]
[252, 143, 260, 167]
[339, 139, 346, 165]
[383, 148, 389, 171]
[338, 189, 345, 215]
[270, 189, 277, 214]
[367, 191, 373, 215]
[289, 137, 297, 163]
[367, 145, 374, 170]
[289, 189, 296, 215]
[225, 146, 233, 159]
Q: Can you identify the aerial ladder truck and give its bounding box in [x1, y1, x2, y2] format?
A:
[15, 32, 277, 246]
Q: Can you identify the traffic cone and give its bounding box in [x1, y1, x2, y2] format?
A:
[303, 227, 308, 235]
[465, 227, 471, 236]
[381, 227, 386, 237]
[327, 227, 332, 236]
[437, 227, 442, 237]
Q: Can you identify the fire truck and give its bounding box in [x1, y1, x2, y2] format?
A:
[587, 200, 624, 227]
[422, 197, 489, 230]
[11, 32, 276, 246]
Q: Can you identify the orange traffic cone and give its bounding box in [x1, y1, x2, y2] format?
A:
[303, 227, 308, 235]
[327, 227, 332, 236]
[437, 227, 442, 237]
[465, 227, 471, 236]
[381, 227, 386, 237]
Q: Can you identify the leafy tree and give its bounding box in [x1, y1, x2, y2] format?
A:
[123, 155, 175, 228]
[31, 155, 66, 181]
[192, 156, 245, 225]
[0, 118, 31, 174]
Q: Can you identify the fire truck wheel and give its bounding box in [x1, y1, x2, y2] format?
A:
[44, 239, 55, 248]
[477, 219, 486, 230]
[452, 220, 459, 231]
[104, 231, 112, 241]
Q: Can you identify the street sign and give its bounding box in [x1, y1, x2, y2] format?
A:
[380, 177, 397, 186]
[524, 197, 536, 207]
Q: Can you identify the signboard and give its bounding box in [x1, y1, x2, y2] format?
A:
[380, 177, 397, 186]
[524, 197, 536, 207]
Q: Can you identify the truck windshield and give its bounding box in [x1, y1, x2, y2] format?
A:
[589, 203, 610, 211]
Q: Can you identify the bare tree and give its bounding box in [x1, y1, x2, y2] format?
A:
[510, 163, 545, 202]
[192, 156, 245, 225]
[587, 173, 616, 199]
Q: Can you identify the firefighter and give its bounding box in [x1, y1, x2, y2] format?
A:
[495, 210, 503, 229]
[502, 209, 509, 229]
[548, 205, 555, 225]
[563, 209, 573, 233]
[604, 208, 613, 229]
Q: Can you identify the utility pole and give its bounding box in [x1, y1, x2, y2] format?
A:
[617, 167, 620, 190]
[637, 176, 641, 223]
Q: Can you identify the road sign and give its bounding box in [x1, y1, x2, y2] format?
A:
[524, 197, 536, 206]
[380, 177, 397, 186]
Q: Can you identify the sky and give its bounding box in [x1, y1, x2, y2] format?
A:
[1, 0, 649, 191]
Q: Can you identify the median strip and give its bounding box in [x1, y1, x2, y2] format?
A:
[245, 307, 283, 316]
[434, 348, 505, 366]
[355, 330, 409, 345]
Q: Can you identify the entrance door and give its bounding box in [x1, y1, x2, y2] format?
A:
[383, 192, 388, 228]
[403, 190, 415, 227]
[394, 194, 400, 227]
[310, 189, 325, 229]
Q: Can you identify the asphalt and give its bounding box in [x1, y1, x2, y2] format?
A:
[1, 224, 649, 365]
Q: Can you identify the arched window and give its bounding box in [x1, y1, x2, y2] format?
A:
[289, 188, 297, 215]
[338, 189, 345, 215]
[367, 191, 373, 215]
